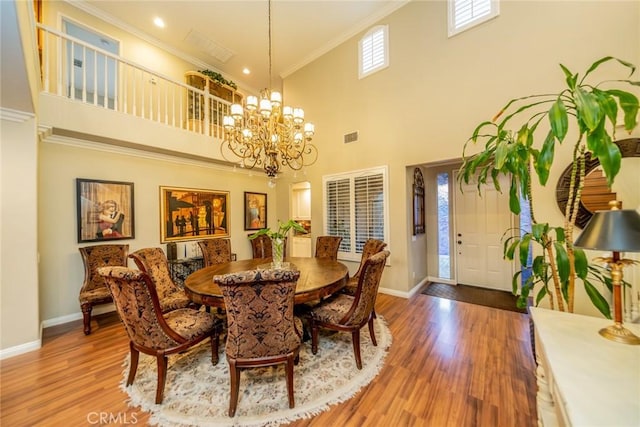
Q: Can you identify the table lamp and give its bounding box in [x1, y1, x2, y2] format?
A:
[573, 204, 640, 345]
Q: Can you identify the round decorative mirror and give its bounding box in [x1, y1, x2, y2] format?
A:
[555, 138, 640, 229]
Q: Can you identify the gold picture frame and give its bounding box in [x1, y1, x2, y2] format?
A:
[244, 192, 267, 230]
[160, 186, 230, 243]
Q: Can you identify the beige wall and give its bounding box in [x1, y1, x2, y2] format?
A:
[38, 141, 275, 321]
[1, 117, 40, 350]
[283, 1, 640, 308]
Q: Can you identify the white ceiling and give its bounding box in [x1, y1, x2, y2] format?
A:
[75, 0, 410, 93]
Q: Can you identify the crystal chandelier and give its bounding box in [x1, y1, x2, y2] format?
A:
[222, 0, 317, 184]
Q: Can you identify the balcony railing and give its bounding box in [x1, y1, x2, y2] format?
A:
[37, 23, 232, 139]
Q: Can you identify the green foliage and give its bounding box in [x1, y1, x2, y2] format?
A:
[199, 69, 238, 90]
[459, 56, 639, 315]
[248, 219, 307, 241]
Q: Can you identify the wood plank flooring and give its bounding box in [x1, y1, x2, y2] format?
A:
[0, 293, 537, 426]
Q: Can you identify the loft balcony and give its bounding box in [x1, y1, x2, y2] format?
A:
[36, 23, 237, 164]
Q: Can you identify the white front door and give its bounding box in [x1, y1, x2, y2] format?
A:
[454, 173, 514, 291]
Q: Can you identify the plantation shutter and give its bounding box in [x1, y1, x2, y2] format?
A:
[354, 173, 385, 253]
[449, 0, 498, 36]
[325, 178, 352, 252]
[359, 25, 388, 79]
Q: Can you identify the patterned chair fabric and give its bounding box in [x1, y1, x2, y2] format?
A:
[249, 234, 288, 259]
[213, 267, 303, 417]
[310, 250, 389, 369]
[342, 239, 387, 296]
[314, 236, 343, 260]
[78, 244, 129, 335]
[198, 238, 232, 267]
[97, 266, 221, 404]
[129, 247, 194, 312]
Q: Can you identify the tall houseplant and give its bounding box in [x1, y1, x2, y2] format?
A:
[459, 57, 639, 317]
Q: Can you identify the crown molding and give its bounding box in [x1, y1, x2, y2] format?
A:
[0, 107, 35, 123]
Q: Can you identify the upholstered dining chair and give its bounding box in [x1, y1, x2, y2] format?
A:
[97, 266, 221, 404]
[342, 239, 387, 296]
[197, 238, 232, 267]
[78, 244, 129, 335]
[314, 235, 343, 260]
[213, 268, 303, 417]
[249, 234, 288, 259]
[129, 247, 195, 312]
[309, 250, 389, 370]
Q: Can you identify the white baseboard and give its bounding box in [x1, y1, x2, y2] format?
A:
[0, 338, 41, 360]
[379, 276, 430, 299]
[41, 304, 116, 328]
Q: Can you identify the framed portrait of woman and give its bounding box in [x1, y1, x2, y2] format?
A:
[244, 192, 267, 230]
[76, 178, 135, 243]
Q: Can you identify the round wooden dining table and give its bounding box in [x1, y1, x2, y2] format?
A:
[183, 257, 349, 308]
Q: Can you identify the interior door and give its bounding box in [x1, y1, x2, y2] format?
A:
[454, 172, 514, 291]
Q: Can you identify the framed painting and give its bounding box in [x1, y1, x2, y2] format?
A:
[76, 178, 135, 243]
[160, 186, 230, 243]
[244, 192, 267, 230]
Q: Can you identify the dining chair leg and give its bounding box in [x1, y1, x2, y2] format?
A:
[286, 354, 296, 408]
[368, 315, 377, 347]
[228, 360, 240, 417]
[155, 355, 168, 404]
[210, 331, 219, 365]
[310, 323, 319, 354]
[127, 344, 139, 386]
[81, 303, 93, 335]
[351, 329, 362, 370]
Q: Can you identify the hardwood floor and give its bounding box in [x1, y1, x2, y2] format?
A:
[0, 293, 537, 426]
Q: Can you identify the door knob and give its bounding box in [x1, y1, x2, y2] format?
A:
[457, 240, 462, 244]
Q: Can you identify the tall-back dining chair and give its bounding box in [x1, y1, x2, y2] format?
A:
[314, 236, 343, 260]
[129, 247, 194, 312]
[249, 234, 288, 259]
[197, 238, 232, 267]
[97, 266, 221, 404]
[78, 244, 129, 335]
[309, 250, 389, 369]
[213, 268, 303, 417]
[343, 239, 387, 296]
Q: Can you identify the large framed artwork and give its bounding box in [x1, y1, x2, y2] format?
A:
[76, 178, 135, 243]
[244, 192, 267, 230]
[160, 186, 230, 243]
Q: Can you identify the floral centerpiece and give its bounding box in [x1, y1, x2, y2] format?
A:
[249, 219, 308, 268]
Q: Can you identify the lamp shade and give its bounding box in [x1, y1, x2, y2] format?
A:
[574, 209, 640, 252]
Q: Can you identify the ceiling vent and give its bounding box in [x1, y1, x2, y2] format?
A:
[344, 131, 359, 144]
[185, 29, 234, 63]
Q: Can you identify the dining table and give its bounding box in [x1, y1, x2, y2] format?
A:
[183, 257, 349, 309]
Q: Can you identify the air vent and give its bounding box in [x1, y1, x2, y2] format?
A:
[184, 29, 234, 63]
[73, 59, 82, 68]
[344, 131, 359, 144]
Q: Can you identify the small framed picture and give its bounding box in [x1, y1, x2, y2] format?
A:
[160, 186, 230, 243]
[244, 192, 267, 230]
[76, 178, 135, 243]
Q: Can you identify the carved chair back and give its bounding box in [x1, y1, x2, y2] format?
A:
[315, 236, 343, 260]
[198, 238, 232, 267]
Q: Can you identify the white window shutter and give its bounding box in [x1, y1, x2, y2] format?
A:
[449, 0, 499, 37]
[359, 25, 389, 79]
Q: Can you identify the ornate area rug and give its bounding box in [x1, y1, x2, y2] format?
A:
[121, 317, 392, 427]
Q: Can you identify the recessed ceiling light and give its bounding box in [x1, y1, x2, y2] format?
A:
[154, 17, 165, 28]
[242, 68, 251, 75]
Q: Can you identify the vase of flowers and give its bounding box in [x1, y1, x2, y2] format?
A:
[249, 219, 308, 269]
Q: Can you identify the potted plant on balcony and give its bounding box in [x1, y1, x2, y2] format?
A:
[459, 56, 639, 317]
[249, 219, 308, 268]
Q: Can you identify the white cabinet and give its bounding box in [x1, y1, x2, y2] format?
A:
[292, 187, 311, 220]
[530, 307, 640, 427]
[291, 237, 312, 257]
